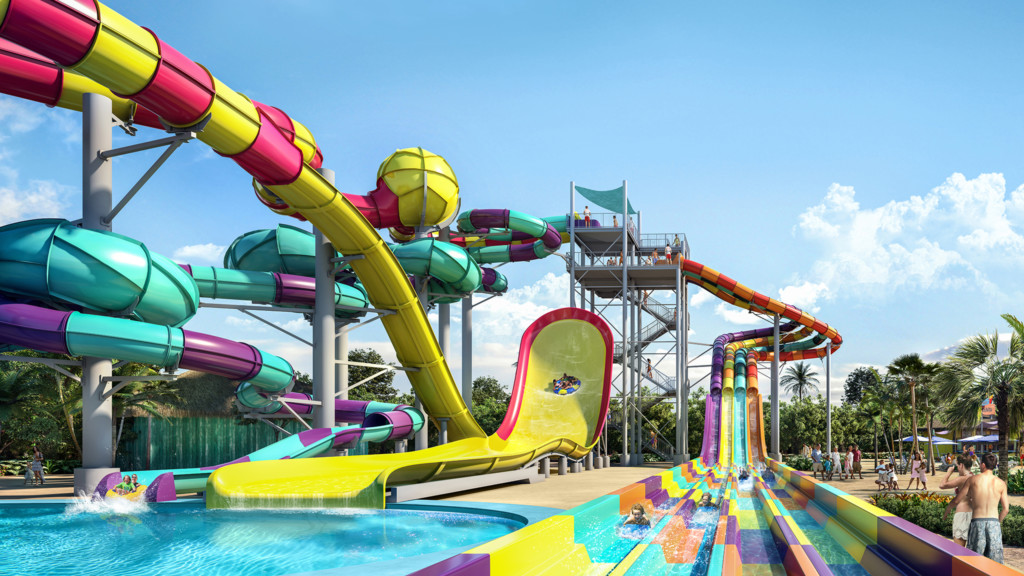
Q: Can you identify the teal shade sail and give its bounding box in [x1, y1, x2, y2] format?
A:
[574, 185, 637, 215]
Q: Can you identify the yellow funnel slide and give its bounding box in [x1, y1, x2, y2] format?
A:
[206, 308, 613, 508]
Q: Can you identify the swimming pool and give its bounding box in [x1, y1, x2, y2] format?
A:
[0, 498, 525, 575]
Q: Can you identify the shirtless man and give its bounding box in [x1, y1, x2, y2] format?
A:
[941, 454, 974, 547]
[945, 453, 1008, 562]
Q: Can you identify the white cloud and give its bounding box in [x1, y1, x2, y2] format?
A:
[932, 173, 1024, 252]
[0, 176, 71, 225]
[792, 174, 1016, 302]
[778, 281, 829, 313]
[690, 288, 714, 308]
[922, 332, 1014, 364]
[714, 302, 760, 325]
[224, 315, 310, 334]
[0, 97, 47, 139]
[173, 243, 227, 264]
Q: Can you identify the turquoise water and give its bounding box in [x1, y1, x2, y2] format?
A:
[0, 499, 521, 576]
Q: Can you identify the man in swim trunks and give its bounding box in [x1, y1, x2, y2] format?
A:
[947, 452, 1007, 562]
[941, 454, 975, 547]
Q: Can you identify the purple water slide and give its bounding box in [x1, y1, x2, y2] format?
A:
[0, 300, 281, 388]
[700, 393, 721, 465]
[0, 300, 71, 354]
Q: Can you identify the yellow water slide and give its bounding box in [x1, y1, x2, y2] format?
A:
[207, 308, 613, 508]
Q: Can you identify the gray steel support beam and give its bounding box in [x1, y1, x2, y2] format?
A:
[313, 168, 336, 431]
[569, 181, 576, 308]
[826, 343, 832, 453]
[770, 313, 781, 461]
[462, 296, 473, 412]
[76, 94, 118, 495]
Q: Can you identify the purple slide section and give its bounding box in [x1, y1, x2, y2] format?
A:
[0, 300, 71, 354]
[481, 268, 499, 291]
[144, 472, 177, 502]
[0, 300, 281, 391]
[265, 393, 418, 441]
[181, 330, 263, 381]
[700, 393, 721, 466]
[467, 209, 563, 251]
[179, 264, 317, 307]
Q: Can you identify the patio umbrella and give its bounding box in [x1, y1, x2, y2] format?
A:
[900, 435, 931, 442]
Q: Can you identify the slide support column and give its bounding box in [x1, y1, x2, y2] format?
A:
[313, 168, 337, 432]
[826, 342, 832, 453]
[76, 93, 118, 495]
[770, 313, 781, 461]
[462, 296, 472, 412]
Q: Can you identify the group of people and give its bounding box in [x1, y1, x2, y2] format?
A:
[22, 445, 45, 486]
[808, 443, 863, 481]
[941, 453, 1009, 563]
[113, 474, 142, 495]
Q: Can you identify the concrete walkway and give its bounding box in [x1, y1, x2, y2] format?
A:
[0, 474, 76, 499]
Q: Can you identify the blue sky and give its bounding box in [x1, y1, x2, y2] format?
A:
[1, 1, 1023, 402]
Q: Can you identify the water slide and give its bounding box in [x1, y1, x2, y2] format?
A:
[426, 267, 1016, 575]
[0, 4, 1015, 573]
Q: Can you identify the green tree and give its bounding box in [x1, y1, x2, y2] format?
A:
[0, 351, 83, 460]
[111, 363, 182, 460]
[843, 367, 874, 405]
[781, 362, 820, 402]
[293, 348, 401, 403]
[778, 395, 825, 453]
[935, 318, 1024, 480]
[471, 376, 510, 435]
[887, 353, 938, 455]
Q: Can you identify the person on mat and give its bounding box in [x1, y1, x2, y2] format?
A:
[624, 503, 651, 526]
[698, 493, 719, 509]
[114, 475, 134, 495]
[762, 468, 775, 483]
[946, 453, 1007, 562]
[738, 467, 750, 481]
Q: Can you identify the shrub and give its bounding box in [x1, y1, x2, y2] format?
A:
[0, 459, 80, 475]
[869, 493, 1024, 546]
[1007, 469, 1024, 494]
[785, 455, 813, 471]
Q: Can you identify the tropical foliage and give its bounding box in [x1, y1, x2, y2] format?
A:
[780, 362, 820, 401]
[934, 314, 1024, 479]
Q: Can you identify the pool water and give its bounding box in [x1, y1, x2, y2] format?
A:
[0, 498, 521, 576]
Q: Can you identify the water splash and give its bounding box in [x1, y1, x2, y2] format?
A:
[64, 491, 152, 516]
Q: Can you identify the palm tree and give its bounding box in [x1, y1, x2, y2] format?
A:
[781, 362, 820, 402]
[935, 319, 1024, 480]
[859, 384, 885, 468]
[887, 354, 938, 456]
